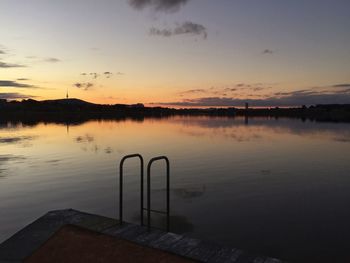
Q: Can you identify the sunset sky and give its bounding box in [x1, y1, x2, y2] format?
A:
[1, 0, 350, 107]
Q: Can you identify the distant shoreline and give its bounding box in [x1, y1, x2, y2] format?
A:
[1, 98, 350, 123]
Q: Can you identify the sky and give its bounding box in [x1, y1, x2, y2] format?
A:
[1, 0, 350, 107]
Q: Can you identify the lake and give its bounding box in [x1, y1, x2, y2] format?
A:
[1, 116, 350, 262]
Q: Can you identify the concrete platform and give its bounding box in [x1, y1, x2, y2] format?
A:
[0, 209, 286, 263]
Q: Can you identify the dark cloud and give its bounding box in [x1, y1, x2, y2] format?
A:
[262, 49, 274, 55]
[104, 72, 113, 78]
[90, 73, 99, 79]
[150, 22, 207, 39]
[178, 84, 272, 98]
[17, 78, 30, 81]
[0, 50, 5, 55]
[150, 28, 172, 37]
[0, 61, 25, 68]
[153, 90, 350, 107]
[44, 57, 60, 63]
[73, 82, 94, 91]
[332, 84, 350, 88]
[0, 92, 35, 100]
[0, 80, 35, 88]
[81, 72, 122, 78]
[129, 0, 190, 12]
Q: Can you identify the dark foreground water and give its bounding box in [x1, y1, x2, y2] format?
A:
[1, 116, 350, 262]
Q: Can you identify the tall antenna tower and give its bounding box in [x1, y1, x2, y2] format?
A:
[66, 87, 69, 99]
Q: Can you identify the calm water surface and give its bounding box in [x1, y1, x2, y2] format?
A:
[1, 116, 350, 262]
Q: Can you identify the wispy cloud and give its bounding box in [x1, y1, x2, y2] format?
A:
[150, 22, 207, 39]
[332, 83, 350, 88]
[25, 56, 61, 64]
[178, 83, 272, 97]
[262, 49, 274, 55]
[129, 0, 190, 12]
[0, 92, 36, 100]
[0, 61, 26, 68]
[0, 80, 36, 88]
[0, 45, 8, 55]
[16, 78, 30, 81]
[44, 57, 61, 63]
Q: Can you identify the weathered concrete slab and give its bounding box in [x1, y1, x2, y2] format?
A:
[186, 241, 223, 262]
[134, 229, 167, 245]
[149, 232, 185, 250]
[205, 247, 239, 263]
[0, 209, 287, 263]
[169, 236, 202, 256]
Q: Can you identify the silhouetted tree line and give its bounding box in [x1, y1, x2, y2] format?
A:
[1, 99, 350, 125]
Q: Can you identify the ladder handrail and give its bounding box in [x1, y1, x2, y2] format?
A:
[146, 156, 170, 232]
[119, 154, 144, 226]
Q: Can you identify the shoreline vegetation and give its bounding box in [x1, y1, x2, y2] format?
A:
[1, 98, 350, 124]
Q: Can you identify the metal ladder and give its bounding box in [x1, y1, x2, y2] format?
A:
[119, 154, 170, 231]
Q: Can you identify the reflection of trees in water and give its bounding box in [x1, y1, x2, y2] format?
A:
[175, 116, 350, 142]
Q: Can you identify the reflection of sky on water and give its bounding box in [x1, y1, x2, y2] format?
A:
[0, 136, 37, 148]
[0, 116, 350, 262]
[173, 186, 206, 201]
[0, 155, 26, 178]
[170, 116, 350, 142]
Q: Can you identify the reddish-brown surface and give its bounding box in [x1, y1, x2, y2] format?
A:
[25, 225, 195, 263]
